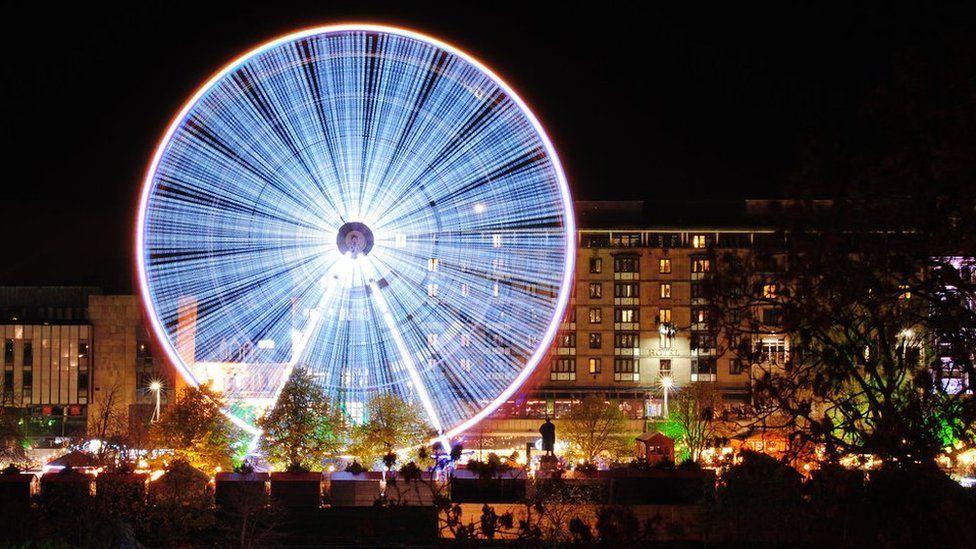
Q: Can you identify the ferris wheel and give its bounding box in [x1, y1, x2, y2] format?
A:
[136, 24, 575, 444]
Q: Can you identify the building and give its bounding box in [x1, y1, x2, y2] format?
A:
[0, 288, 175, 446]
[469, 201, 785, 454]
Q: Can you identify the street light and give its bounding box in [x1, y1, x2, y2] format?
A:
[149, 380, 163, 423]
[660, 376, 674, 418]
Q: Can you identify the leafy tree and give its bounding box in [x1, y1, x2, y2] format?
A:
[466, 452, 511, 480]
[707, 201, 976, 466]
[671, 382, 721, 462]
[144, 459, 215, 546]
[707, 450, 805, 544]
[0, 412, 27, 467]
[150, 384, 234, 472]
[562, 396, 630, 463]
[348, 393, 431, 466]
[257, 367, 347, 471]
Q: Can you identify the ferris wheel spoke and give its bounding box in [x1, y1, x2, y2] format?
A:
[360, 259, 449, 448]
[138, 26, 573, 442]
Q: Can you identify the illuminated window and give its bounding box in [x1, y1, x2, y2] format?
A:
[589, 332, 602, 349]
[428, 258, 439, 271]
[614, 282, 638, 298]
[659, 258, 671, 274]
[660, 332, 673, 349]
[612, 233, 641, 247]
[613, 358, 639, 382]
[659, 308, 672, 324]
[589, 258, 602, 273]
[551, 358, 576, 381]
[615, 332, 638, 348]
[762, 283, 777, 299]
[899, 284, 911, 300]
[757, 338, 787, 364]
[589, 358, 601, 374]
[614, 257, 639, 273]
[427, 333, 438, 346]
[659, 359, 672, 376]
[692, 234, 709, 249]
[427, 283, 438, 297]
[691, 358, 717, 382]
[588, 308, 602, 324]
[660, 283, 671, 299]
[692, 257, 711, 273]
[493, 283, 500, 297]
[692, 333, 715, 351]
[588, 283, 602, 299]
[558, 333, 576, 348]
[461, 283, 469, 297]
[615, 308, 638, 323]
[492, 234, 502, 248]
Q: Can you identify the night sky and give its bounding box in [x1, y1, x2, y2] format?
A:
[1, 2, 973, 291]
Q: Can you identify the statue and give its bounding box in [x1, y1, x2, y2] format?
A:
[539, 416, 556, 456]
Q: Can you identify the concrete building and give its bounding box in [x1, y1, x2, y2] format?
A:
[468, 201, 784, 453]
[0, 288, 174, 445]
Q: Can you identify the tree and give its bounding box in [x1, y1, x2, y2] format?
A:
[86, 382, 137, 466]
[671, 382, 720, 462]
[707, 201, 976, 466]
[144, 459, 215, 546]
[0, 412, 27, 467]
[707, 450, 805, 543]
[257, 367, 347, 471]
[150, 384, 234, 472]
[348, 393, 431, 466]
[562, 396, 629, 463]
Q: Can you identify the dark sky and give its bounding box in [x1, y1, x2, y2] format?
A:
[1, 1, 973, 291]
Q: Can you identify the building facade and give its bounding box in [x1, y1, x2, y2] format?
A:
[469, 201, 785, 453]
[0, 288, 174, 445]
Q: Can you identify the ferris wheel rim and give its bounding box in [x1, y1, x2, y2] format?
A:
[134, 22, 577, 442]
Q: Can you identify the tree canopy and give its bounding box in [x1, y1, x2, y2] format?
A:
[257, 367, 347, 471]
[707, 201, 976, 465]
[348, 393, 431, 466]
[150, 384, 235, 472]
[562, 396, 630, 463]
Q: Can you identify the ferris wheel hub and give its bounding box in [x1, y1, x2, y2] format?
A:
[336, 222, 374, 257]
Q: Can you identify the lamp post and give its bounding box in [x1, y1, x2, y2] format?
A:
[657, 321, 676, 418]
[660, 376, 673, 418]
[149, 380, 163, 423]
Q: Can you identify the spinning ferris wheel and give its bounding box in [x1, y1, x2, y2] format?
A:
[136, 24, 575, 444]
